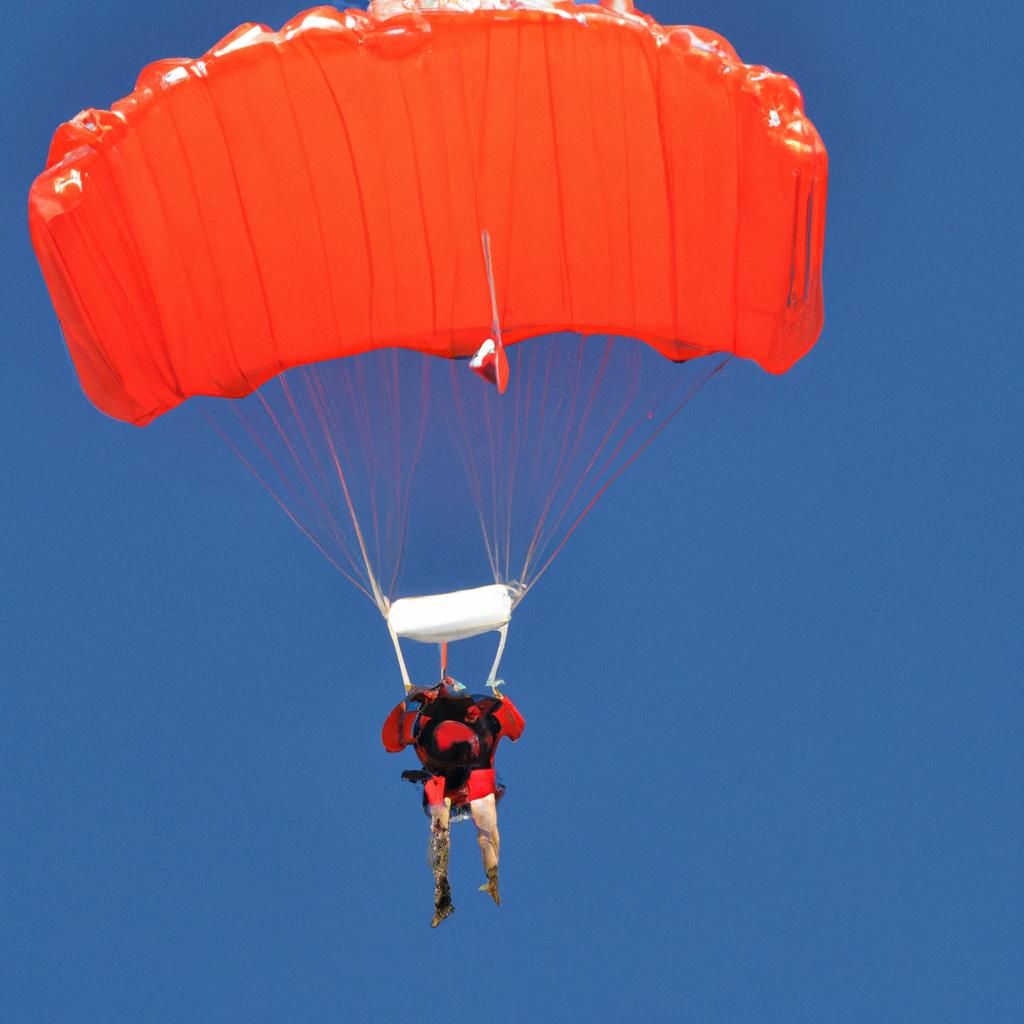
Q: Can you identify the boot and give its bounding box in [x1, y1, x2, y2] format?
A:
[432, 877, 455, 928]
[478, 865, 500, 906]
[429, 822, 454, 927]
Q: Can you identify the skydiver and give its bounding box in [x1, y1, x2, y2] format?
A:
[381, 676, 525, 927]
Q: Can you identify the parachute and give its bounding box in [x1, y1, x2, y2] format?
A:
[29, 0, 827, 690]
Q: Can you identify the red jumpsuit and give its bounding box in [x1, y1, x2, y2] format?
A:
[381, 680, 525, 809]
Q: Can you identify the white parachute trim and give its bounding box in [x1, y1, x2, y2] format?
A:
[386, 583, 519, 644]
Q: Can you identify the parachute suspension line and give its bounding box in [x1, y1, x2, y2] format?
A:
[486, 228, 528, 583]
[516, 339, 557, 573]
[448, 228, 510, 582]
[309, 351, 430, 604]
[483, 365, 501, 577]
[235, 387, 353, 570]
[386, 350, 431, 601]
[481, 232, 503, 571]
[300, 367, 387, 611]
[521, 354, 731, 598]
[526, 342, 643, 580]
[307, 364, 387, 592]
[520, 340, 644, 581]
[269, 378, 367, 573]
[501, 348, 525, 583]
[349, 359, 385, 586]
[448, 361, 501, 582]
[202, 408, 372, 600]
[228, 373, 377, 599]
[472, 230, 509, 579]
[518, 341, 591, 582]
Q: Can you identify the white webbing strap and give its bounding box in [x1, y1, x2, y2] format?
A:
[385, 615, 413, 694]
[485, 623, 509, 696]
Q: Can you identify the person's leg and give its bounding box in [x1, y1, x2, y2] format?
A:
[428, 795, 454, 927]
[470, 793, 501, 905]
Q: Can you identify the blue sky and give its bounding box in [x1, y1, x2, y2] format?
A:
[3, 2, 1020, 1021]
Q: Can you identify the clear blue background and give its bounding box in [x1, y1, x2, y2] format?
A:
[3, 2, 1019, 1021]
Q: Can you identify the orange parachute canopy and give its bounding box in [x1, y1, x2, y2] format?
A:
[29, 0, 826, 426]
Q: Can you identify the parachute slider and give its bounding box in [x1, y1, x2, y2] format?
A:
[387, 583, 518, 644]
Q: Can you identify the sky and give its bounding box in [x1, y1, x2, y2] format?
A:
[2, 2, 1020, 1021]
